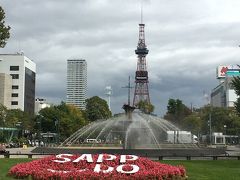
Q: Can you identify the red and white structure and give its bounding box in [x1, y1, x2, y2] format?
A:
[133, 23, 151, 107]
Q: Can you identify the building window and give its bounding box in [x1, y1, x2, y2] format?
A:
[12, 85, 19, 89]
[12, 93, 18, 97]
[10, 66, 19, 71]
[11, 101, 18, 105]
[10, 74, 19, 79]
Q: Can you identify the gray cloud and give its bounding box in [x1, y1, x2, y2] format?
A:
[1, 0, 240, 116]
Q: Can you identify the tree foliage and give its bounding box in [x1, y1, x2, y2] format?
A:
[0, 104, 7, 125]
[231, 76, 240, 115]
[164, 99, 191, 126]
[0, 104, 33, 130]
[137, 100, 154, 114]
[0, 104, 33, 142]
[36, 102, 87, 141]
[85, 96, 112, 121]
[0, 6, 10, 48]
[164, 99, 240, 136]
[182, 113, 202, 135]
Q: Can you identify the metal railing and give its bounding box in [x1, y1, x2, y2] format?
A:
[1, 153, 240, 161]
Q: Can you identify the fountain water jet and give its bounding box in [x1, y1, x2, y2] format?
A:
[60, 106, 198, 149]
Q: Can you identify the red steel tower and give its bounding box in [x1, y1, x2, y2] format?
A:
[133, 23, 150, 107]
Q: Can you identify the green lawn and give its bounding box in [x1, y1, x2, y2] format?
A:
[161, 160, 240, 180]
[0, 159, 240, 180]
[0, 158, 32, 180]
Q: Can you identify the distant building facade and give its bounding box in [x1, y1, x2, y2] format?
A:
[35, 98, 51, 114]
[0, 53, 36, 114]
[66, 59, 87, 109]
[211, 65, 239, 108]
[0, 73, 12, 109]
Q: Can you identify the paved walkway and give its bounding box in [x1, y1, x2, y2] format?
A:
[0, 147, 44, 158]
[226, 145, 240, 156]
[6, 146, 35, 154]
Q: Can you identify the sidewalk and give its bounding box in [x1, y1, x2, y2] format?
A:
[226, 145, 240, 156]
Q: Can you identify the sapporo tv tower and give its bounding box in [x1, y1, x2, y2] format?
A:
[132, 9, 151, 107]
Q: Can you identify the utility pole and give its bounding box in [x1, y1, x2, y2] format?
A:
[54, 118, 60, 145]
[122, 76, 133, 106]
[209, 111, 212, 145]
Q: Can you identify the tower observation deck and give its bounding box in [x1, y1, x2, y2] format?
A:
[133, 23, 151, 107]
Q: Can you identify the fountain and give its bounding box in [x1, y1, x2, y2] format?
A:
[32, 106, 227, 156]
[60, 105, 197, 149]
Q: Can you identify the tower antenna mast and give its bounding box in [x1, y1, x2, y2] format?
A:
[133, 3, 151, 107]
[141, 0, 143, 24]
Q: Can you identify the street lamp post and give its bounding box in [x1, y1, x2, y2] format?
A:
[3, 114, 6, 143]
[16, 122, 22, 146]
[54, 118, 60, 145]
[223, 125, 227, 145]
[223, 125, 227, 135]
[37, 119, 42, 144]
[209, 112, 212, 145]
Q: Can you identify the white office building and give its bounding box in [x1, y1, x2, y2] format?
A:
[66, 59, 87, 109]
[0, 53, 36, 114]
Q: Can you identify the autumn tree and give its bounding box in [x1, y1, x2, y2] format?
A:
[137, 100, 154, 114]
[0, 6, 11, 48]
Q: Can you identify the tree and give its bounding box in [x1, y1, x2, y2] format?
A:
[0, 104, 33, 143]
[85, 96, 112, 121]
[37, 102, 87, 141]
[137, 100, 154, 114]
[6, 109, 33, 130]
[0, 104, 7, 142]
[199, 106, 240, 135]
[0, 6, 11, 48]
[0, 104, 7, 124]
[164, 99, 191, 126]
[231, 76, 240, 115]
[182, 113, 202, 135]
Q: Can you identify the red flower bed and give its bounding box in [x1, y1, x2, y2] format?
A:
[8, 154, 187, 180]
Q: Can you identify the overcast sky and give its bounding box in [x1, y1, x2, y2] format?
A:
[1, 0, 240, 116]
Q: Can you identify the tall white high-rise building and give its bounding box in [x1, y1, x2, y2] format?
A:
[0, 53, 36, 114]
[66, 59, 87, 109]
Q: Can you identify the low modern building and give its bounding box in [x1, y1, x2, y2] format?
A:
[211, 77, 237, 108]
[0, 53, 36, 114]
[35, 98, 51, 114]
[211, 65, 239, 108]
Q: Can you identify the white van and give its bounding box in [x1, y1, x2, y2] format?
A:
[85, 139, 100, 143]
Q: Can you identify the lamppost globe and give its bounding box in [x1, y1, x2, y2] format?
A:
[223, 125, 227, 135]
